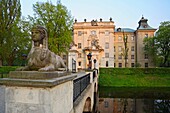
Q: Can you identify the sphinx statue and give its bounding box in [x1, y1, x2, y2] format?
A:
[17, 26, 67, 71]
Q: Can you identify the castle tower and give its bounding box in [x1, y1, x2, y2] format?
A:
[135, 16, 157, 67]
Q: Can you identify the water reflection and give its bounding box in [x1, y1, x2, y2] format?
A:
[98, 87, 170, 113]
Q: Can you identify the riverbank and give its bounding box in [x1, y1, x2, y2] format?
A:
[99, 68, 170, 87]
[99, 86, 170, 98]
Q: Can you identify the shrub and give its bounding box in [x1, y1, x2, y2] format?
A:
[0, 66, 19, 73]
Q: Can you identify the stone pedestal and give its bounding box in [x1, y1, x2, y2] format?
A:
[0, 71, 77, 113]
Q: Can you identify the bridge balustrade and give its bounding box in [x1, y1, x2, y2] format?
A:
[73, 73, 90, 102]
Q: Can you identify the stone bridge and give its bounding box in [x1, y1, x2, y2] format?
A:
[73, 70, 98, 113]
[0, 70, 98, 113]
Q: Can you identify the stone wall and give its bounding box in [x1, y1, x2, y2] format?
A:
[0, 86, 5, 113]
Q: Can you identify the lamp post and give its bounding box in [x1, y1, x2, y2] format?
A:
[72, 58, 76, 73]
[87, 53, 92, 70]
[93, 59, 97, 69]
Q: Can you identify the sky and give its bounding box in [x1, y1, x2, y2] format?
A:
[20, 0, 170, 29]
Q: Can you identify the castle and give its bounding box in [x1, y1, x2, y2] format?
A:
[68, 16, 157, 71]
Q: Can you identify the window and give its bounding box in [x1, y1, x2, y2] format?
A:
[117, 28, 121, 32]
[78, 31, 82, 36]
[78, 43, 81, 49]
[119, 63, 122, 68]
[91, 30, 96, 35]
[131, 63, 135, 67]
[78, 62, 81, 66]
[131, 46, 135, 51]
[145, 34, 148, 38]
[105, 53, 109, 58]
[118, 36, 122, 41]
[131, 55, 134, 59]
[114, 63, 116, 67]
[118, 46, 122, 52]
[118, 55, 122, 59]
[145, 63, 148, 67]
[131, 36, 135, 41]
[78, 53, 81, 58]
[144, 25, 148, 28]
[104, 101, 109, 107]
[114, 55, 116, 59]
[106, 61, 108, 67]
[114, 46, 116, 52]
[105, 30, 109, 35]
[63, 55, 66, 60]
[145, 54, 148, 59]
[105, 42, 109, 49]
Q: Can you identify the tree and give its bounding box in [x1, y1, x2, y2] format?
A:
[0, 0, 31, 66]
[144, 21, 170, 67]
[144, 37, 157, 65]
[29, 1, 73, 55]
[121, 32, 129, 67]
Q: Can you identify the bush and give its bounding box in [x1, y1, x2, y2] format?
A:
[0, 66, 19, 73]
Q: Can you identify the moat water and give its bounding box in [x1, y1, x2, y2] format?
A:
[97, 87, 170, 113]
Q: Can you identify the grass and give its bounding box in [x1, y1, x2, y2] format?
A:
[99, 68, 170, 87]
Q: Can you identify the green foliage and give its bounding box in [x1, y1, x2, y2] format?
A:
[0, 0, 31, 66]
[0, 66, 19, 73]
[0, 66, 19, 78]
[99, 68, 170, 87]
[134, 62, 141, 67]
[144, 21, 170, 67]
[143, 37, 157, 64]
[29, 1, 73, 55]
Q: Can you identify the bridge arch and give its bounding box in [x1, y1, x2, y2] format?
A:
[73, 70, 98, 113]
[83, 97, 91, 113]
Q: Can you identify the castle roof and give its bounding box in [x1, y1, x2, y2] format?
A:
[137, 16, 156, 30]
[115, 28, 135, 33]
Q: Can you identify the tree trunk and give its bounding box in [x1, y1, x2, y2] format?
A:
[7, 56, 15, 66]
[125, 58, 127, 67]
[7, 60, 14, 66]
[163, 55, 168, 67]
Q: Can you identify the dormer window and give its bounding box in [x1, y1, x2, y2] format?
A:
[117, 28, 121, 32]
[144, 25, 147, 28]
[91, 20, 98, 26]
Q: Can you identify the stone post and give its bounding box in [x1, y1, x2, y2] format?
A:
[0, 71, 77, 113]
